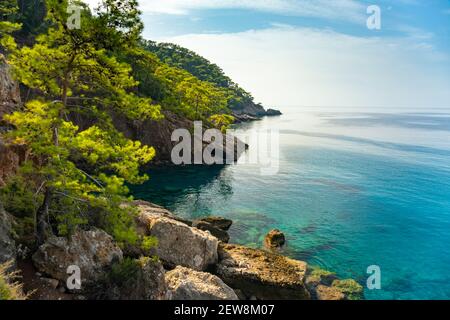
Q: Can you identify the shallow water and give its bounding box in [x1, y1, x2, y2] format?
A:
[131, 107, 450, 300]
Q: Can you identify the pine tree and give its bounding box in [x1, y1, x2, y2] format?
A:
[4, 0, 161, 245]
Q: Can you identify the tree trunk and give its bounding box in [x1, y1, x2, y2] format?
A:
[36, 187, 52, 245]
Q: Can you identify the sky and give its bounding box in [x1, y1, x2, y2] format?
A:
[89, 0, 450, 109]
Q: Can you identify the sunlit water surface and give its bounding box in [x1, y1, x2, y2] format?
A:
[131, 107, 450, 300]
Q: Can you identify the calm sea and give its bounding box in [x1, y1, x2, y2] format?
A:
[131, 107, 450, 300]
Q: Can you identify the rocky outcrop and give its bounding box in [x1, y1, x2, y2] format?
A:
[166, 266, 238, 300]
[32, 229, 123, 284]
[192, 220, 230, 243]
[134, 202, 218, 271]
[148, 217, 218, 271]
[0, 202, 16, 265]
[265, 109, 282, 116]
[264, 229, 286, 249]
[216, 243, 310, 300]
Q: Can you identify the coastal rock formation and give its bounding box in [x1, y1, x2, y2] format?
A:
[216, 243, 310, 300]
[197, 216, 232, 231]
[0, 203, 16, 265]
[265, 109, 282, 116]
[32, 229, 123, 284]
[133, 201, 219, 270]
[148, 217, 219, 271]
[192, 220, 230, 243]
[166, 266, 238, 300]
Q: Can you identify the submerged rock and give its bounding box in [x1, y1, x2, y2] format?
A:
[197, 216, 233, 231]
[216, 243, 310, 300]
[192, 220, 230, 243]
[32, 229, 123, 284]
[264, 229, 286, 249]
[166, 266, 238, 300]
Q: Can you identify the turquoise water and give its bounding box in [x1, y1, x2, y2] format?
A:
[131, 107, 450, 300]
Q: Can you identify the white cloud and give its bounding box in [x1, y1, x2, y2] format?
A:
[132, 0, 365, 23]
[165, 25, 450, 109]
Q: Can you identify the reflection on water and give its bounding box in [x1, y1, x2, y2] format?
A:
[131, 107, 450, 300]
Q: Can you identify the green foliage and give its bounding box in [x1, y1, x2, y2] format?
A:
[208, 114, 235, 132]
[0, 261, 27, 300]
[109, 257, 140, 286]
[143, 40, 256, 112]
[0, 0, 21, 51]
[156, 64, 229, 120]
[3, 0, 161, 245]
[0, 174, 38, 218]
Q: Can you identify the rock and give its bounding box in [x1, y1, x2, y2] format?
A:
[198, 216, 233, 231]
[133, 200, 192, 226]
[106, 257, 168, 300]
[264, 229, 285, 248]
[265, 109, 282, 116]
[192, 221, 230, 243]
[148, 217, 218, 271]
[216, 244, 310, 300]
[32, 229, 123, 284]
[0, 203, 16, 265]
[0, 54, 21, 121]
[314, 285, 346, 300]
[166, 266, 238, 300]
[39, 277, 60, 290]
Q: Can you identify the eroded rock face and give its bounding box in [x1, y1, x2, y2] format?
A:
[216, 244, 310, 300]
[166, 266, 238, 300]
[32, 229, 123, 284]
[0, 203, 16, 265]
[0, 55, 21, 120]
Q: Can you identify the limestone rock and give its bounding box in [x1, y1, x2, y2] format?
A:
[166, 266, 238, 300]
[149, 217, 218, 271]
[32, 229, 123, 284]
[216, 244, 310, 300]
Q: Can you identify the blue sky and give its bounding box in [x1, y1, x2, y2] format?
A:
[88, 0, 450, 108]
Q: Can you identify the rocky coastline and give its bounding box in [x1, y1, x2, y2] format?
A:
[1, 200, 363, 300]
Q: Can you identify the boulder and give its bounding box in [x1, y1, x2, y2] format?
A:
[264, 229, 285, 248]
[216, 244, 310, 300]
[148, 217, 218, 271]
[106, 258, 168, 300]
[0, 203, 16, 265]
[133, 200, 192, 226]
[166, 266, 238, 300]
[0, 54, 21, 121]
[197, 216, 233, 231]
[192, 221, 230, 243]
[32, 229, 123, 284]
